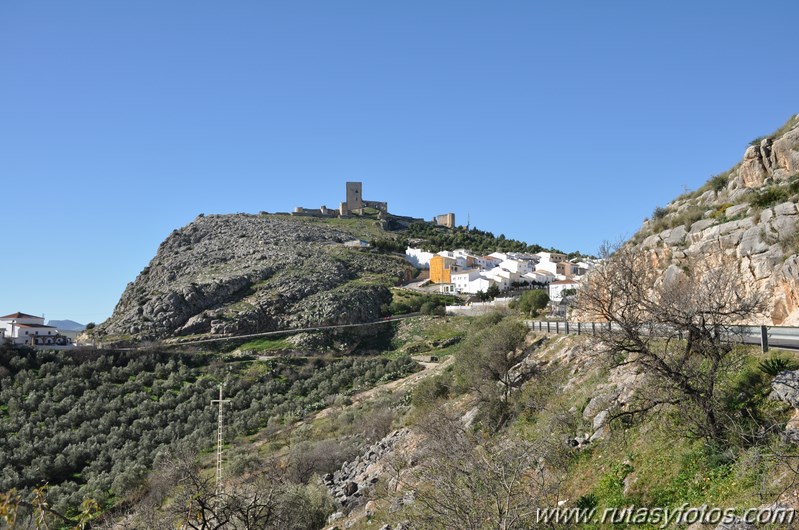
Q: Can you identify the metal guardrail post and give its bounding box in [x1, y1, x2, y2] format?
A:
[556, 321, 560, 334]
[576, 322, 581, 335]
[547, 321, 550, 333]
[564, 322, 569, 335]
[761, 325, 769, 353]
[592, 322, 596, 336]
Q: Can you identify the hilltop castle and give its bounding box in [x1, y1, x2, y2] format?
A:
[294, 181, 388, 217]
[292, 181, 455, 228]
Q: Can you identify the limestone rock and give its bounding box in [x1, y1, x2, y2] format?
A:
[631, 114, 799, 325]
[325, 429, 411, 509]
[93, 214, 411, 342]
[771, 370, 799, 408]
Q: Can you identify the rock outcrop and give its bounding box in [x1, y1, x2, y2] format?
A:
[94, 214, 412, 342]
[632, 114, 799, 324]
[323, 428, 410, 509]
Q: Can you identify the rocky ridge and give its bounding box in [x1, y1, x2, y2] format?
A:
[95, 214, 413, 342]
[633, 114, 799, 324]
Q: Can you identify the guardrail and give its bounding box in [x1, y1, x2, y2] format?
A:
[525, 320, 799, 353]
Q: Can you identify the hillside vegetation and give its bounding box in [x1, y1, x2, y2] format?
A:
[0, 342, 418, 520]
[9, 311, 796, 529]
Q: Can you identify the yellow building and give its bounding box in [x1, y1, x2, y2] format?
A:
[429, 255, 457, 283]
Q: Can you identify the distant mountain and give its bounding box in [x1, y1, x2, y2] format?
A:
[48, 319, 86, 331]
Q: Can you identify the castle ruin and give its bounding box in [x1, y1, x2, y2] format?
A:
[292, 182, 454, 230]
[294, 181, 388, 217]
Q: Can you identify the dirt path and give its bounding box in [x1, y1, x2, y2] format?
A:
[251, 356, 454, 448]
[316, 355, 454, 419]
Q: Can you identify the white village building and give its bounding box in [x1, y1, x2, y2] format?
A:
[0, 312, 73, 347]
[405, 248, 436, 269]
[548, 280, 580, 302]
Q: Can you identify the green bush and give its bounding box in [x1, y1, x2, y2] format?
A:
[420, 301, 445, 316]
[758, 357, 799, 376]
[709, 173, 729, 192]
[708, 203, 734, 220]
[650, 204, 706, 234]
[751, 186, 789, 209]
[411, 374, 452, 408]
[405, 222, 561, 255]
[517, 290, 549, 316]
[388, 301, 412, 315]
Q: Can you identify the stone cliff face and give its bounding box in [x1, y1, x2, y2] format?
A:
[95, 214, 412, 342]
[633, 114, 799, 324]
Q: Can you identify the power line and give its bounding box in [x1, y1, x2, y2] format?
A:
[211, 384, 231, 495]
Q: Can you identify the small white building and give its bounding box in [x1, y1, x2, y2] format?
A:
[0, 312, 73, 347]
[467, 277, 493, 294]
[438, 283, 456, 294]
[487, 252, 509, 262]
[477, 255, 502, 270]
[344, 239, 370, 248]
[499, 259, 535, 275]
[548, 280, 580, 302]
[535, 252, 567, 264]
[482, 268, 517, 291]
[523, 270, 555, 284]
[405, 248, 436, 269]
[451, 269, 483, 293]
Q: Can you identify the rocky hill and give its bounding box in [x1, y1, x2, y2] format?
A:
[632, 113, 799, 324]
[93, 214, 414, 342]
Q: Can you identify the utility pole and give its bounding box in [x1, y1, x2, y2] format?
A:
[211, 384, 230, 495]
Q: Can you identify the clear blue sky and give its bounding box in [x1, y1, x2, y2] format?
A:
[1, 1, 797, 324]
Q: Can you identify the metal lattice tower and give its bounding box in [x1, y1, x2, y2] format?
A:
[211, 384, 230, 495]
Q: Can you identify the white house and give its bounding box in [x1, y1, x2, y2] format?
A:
[536, 260, 580, 280]
[572, 260, 597, 276]
[0, 311, 73, 347]
[451, 269, 483, 293]
[481, 268, 517, 291]
[548, 280, 580, 302]
[535, 252, 567, 264]
[478, 255, 502, 270]
[523, 270, 555, 284]
[468, 277, 493, 294]
[487, 252, 509, 262]
[499, 259, 534, 275]
[405, 248, 436, 269]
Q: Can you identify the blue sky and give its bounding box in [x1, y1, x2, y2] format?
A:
[1, 1, 797, 324]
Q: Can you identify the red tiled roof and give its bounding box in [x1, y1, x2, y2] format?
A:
[16, 323, 57, 329]
[0, 312, 42, 320]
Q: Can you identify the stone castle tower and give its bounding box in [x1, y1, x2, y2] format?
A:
[345, 181, 363, 211]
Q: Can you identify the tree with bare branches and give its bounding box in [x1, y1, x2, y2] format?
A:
[400, 412, 567, 530]
[577, 242, 766, 444]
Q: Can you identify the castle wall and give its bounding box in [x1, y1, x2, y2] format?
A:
[362, 200, 388, 212]
[434, 213, 456, 228]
